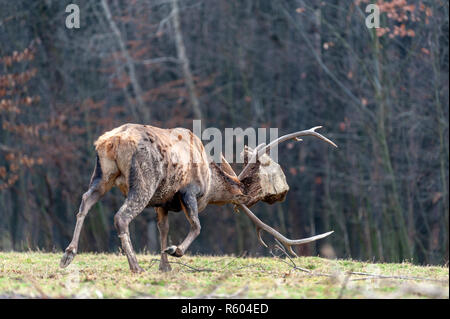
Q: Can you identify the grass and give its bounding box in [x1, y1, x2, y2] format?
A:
[0, 252, 448, 299]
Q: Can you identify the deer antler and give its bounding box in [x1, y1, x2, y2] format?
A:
[237, 126, 337, 256]
[237, 204, 333, 257]
[238, 126, 337, 180]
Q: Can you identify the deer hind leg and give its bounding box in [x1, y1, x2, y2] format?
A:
[114, 151, 157, 273]
[165, 185, 201, 258]
[60, 155, 115, 268]
[156, 207, 171, 272]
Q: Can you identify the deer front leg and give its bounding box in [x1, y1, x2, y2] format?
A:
[156, 207, 171, 272]
[60, 185, 102, 268]
[165, 187, 201, 257]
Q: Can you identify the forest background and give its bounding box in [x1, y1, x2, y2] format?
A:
[0, 0, 448, 265]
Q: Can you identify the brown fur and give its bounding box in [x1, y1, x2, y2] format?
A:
[92, 123, 245, 211]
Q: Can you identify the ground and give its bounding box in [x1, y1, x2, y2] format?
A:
[0, 252, 448, 299]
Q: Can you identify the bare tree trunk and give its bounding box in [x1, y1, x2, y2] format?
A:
[431, 32, 449, 264]
[171, 0, 202, 119]
[372, 33, 412, 261]
[100, 0, 147, 121]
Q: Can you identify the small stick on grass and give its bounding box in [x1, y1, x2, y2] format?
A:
[337, 272, 352, 299]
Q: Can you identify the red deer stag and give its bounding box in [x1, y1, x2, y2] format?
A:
[60, 124, 337, 272]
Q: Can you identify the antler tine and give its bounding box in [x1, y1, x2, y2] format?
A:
[260, 126, 338, 157]
[249, 142, 267, 164]
[238, 204, 334, 257]
[256, 226, 268, 248]
[274, 238, 298, 258]
[238, 126, 337, 180]
[238, 143, 266, 180]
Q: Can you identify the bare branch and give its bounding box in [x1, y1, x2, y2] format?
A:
[138, 57, 181, 65]
[171, 0, 202, 119]
[100, 0, 147, 121]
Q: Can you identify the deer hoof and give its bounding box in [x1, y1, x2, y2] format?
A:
[164, 245, 183, 257]
[60, 249, 76, 268]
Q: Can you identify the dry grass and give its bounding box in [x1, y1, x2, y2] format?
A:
[0, 252, 448, 299]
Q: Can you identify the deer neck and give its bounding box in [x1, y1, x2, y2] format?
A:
[207, 161, 245, 205]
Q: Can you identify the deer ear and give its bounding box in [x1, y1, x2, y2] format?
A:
[223, 171, 241, 185]
[219, 153, 238, 177]
[231, 183, 244, 195]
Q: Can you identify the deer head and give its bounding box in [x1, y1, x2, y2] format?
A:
[232, 126, 338, 257]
